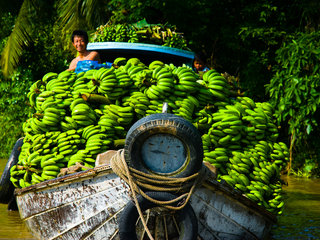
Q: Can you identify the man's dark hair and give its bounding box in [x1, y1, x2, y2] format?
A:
[71, 30, 89, 44]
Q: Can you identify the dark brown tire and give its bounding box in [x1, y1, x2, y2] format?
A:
[119, 191, 198, 240]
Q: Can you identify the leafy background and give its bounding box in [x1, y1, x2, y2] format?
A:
[1, 0, 320, 177]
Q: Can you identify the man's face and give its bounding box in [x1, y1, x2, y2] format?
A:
[72, 35, 87, 53]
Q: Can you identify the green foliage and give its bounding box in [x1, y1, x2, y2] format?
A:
[266, 30, 320, 173]
[0, 12, 70, 158]
[0, 69, 32, 157]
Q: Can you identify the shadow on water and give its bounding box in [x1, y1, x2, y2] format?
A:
[271, 176, 320, 240]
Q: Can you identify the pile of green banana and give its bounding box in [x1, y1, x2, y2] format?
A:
[201, 93, 288, 215]
[12, 57, 289, 215]
[92, 22, 188, 50]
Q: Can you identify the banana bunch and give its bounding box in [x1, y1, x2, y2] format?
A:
[34, 90, 55, 112]
[94, 68, 118, 97]
[103, 104, 134, 127]
[193, 107, 214, 130]
[30, 131, 60, 156]
[133, 69, 153, 92]
[149, 60, 165, 70]
[195, 86, 218, 108]
[27, 80, 45, 107]
[113, 57, 127, 68]
[127, 28, 139, 43]
[70, 98, 97, 126]
[60, 116, 78, 131]
[67, 149, 96, 169]
[114, 68, 132, 98]
[126, 62, 146, 80]
[202, 69, 231, 102]
[46, 70, 75, 92]
[72, 75, 91, 94]
[209, 106, 244, 149]
[41, 72, 58, 84]
[240, 101, 279, 143]
[85, 131, 113, 157]
[271, 142, 289, 170]
[173, 66, 199, 94]
[124, 91, 150, 118]
[201, 133, 213, 152]
[145, 66, 175, 100]
[10, 140, 42, 187]
[10, 132, 63, 187]
[92, 23, 189, 50]
[56, 129, 85, 157]
[163, 32, 188, 49]
[40, 154, 65, 180]
[204, 147, 230, 175]
[30, 107, 65, 133]
[208, 139, 288, 214]
[173, 96, 198, 122]
[114, 24, 128, 42]
[97, 115, 117, 137]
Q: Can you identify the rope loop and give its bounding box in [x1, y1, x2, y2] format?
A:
[111, 149, 207, 240]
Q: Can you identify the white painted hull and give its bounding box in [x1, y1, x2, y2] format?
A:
[15, 165, 276, 240]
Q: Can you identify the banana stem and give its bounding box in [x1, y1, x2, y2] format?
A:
[81, 93, 110, 105]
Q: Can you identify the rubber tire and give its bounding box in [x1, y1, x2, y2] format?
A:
[124, 113, 203, 178]
[118, 191, 198, 240]
[0, 137, 24, 204]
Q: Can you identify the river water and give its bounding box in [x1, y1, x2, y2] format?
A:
[0, 159, 319, 239]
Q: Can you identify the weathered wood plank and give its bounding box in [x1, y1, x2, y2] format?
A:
[191, 186, 273, 240]
[15, 166, 276, 240]
[17, 171, 126, 219]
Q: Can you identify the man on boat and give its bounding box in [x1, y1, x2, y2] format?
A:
[68, 30, 101, 71]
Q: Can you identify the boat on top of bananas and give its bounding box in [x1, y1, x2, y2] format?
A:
[14, 58, 288, 215]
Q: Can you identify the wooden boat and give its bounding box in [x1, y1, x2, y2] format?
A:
[11, 44, 277, 239]
[15, 160, 276, 240]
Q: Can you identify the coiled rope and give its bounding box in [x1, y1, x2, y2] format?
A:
[110, 149, 207, 240]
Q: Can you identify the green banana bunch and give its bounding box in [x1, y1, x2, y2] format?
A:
[71, 100, 97, 126]
[173, 66, 199, 94]
[85, 131, 112, 157]
[92, 23, 189, 50]
[67, 149, 95, 169]
[103, 104, 134, 127]
[173, 97, 196, 122]
[27, 80, 45, 107]
[193, 107, 213, 130]
[125, 91, 150, 118]
[56, 130, 84, 157]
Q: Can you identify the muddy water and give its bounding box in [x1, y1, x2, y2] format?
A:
[271, 176, 320, 239]
[0, 159, 34, 239]
[1, 158, 320, 239]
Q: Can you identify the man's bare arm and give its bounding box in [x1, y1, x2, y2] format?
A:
[68, 58, 78, 71]
[88, 51, 101, 63]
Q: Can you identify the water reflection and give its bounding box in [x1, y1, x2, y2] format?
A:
[271, 176, 320, 239]
[0, 203, 34, 239]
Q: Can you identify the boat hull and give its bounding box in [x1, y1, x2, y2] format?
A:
[15, 165, 276, 240]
